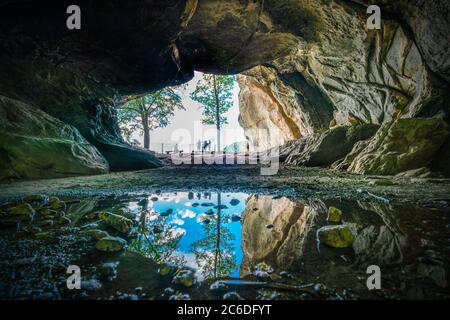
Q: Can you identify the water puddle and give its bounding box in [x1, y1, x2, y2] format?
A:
[0, 192, 449, 300]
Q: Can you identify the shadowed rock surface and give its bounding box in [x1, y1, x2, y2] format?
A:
[348, 118, 449, 175]
[284, 124, 380, 167]
[0, 96, 109, 179]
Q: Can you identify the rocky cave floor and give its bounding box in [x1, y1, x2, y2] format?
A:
[1, 165, 450, 205]
[0, 165, 449, 300]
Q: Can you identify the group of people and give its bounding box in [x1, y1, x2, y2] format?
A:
[172, 140, 212, 154]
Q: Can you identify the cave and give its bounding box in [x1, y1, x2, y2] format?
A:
[0, 0, 449, 302]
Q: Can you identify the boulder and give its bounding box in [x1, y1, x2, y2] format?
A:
[285, 124, 379, 167]
[172, 268, 196, 287]
[98, 211, 133, 234]
[95, 236, 127, 252]
[317, 225, 355, 248]
[47, 196, 66, 211]
[81, 229, 110, 241]
[348, 119, 449, 175]
[352, 225, 406, 265]
[223, 292, 243, 300]
[9, 203, 35, 216]
[327, 207, 343, 223]
[0, 96, 109, 180]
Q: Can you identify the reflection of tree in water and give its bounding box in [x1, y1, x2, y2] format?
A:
[191, 193, 236, 279]
[128, 197, 186, 266]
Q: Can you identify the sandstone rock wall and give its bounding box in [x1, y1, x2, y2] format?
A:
[234, 0, 449, 175]
[237, 74, 303, 150]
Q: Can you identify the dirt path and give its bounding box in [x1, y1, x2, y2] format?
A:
[1, 165, 449, 206]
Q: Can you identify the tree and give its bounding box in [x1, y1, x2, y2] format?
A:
[129, 199, 186, 266]
[191, 193, 236, 279]
[191, 74, 235, 152]
[117, 86, 185, 150]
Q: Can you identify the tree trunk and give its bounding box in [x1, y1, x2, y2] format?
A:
[142, 113, 150, 150]
[213, 75, 221, 152]
[214, 192, 221, 278]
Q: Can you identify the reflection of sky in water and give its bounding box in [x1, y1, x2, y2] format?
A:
[128, 192, 248, 278]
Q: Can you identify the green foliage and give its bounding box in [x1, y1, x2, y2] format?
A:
[117, 86, 185, 143]
[190, 74, 235, 126]
[128, 200, 186, 266]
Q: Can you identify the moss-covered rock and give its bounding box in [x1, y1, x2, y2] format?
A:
[98, 211, 133, 234]
[37, 208, 58, 217]
[317, 225, 355, 248]
[0, 96, 109, 180]
[158, 262, 179, 277]
[327, 207, 343, 223]
[172, 268, 196, 287]
[47, 196, 66, 211]
[95, 236, 127, 252]
[81, 229, 110, 241]
[9, 203, 35, 216]
[348, 119, 449, 175]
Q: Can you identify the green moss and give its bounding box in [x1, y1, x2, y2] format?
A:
[95, 236, 127, 252]
[9, 203, 35, 216]
[318, 225, 354, 248]
[349, 118, 449, 175]
[327, 206, 343, 223]
[98, 211, 133, 234]
[81, 229, 110, 241]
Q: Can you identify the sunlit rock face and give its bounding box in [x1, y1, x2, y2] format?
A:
[0, 0, 449, 178]
[237, 74, 303, 150]
[238, 1, 449, 133]
[234, 0, 449, 174]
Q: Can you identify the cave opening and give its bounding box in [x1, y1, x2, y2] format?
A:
[117, 71, 249, 156]
[0, 0, 449, 302]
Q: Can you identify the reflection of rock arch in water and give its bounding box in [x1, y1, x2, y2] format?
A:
[353, 202, 409, 266]
[239, 196, 411, 282]
[240, 195, 325, 277]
